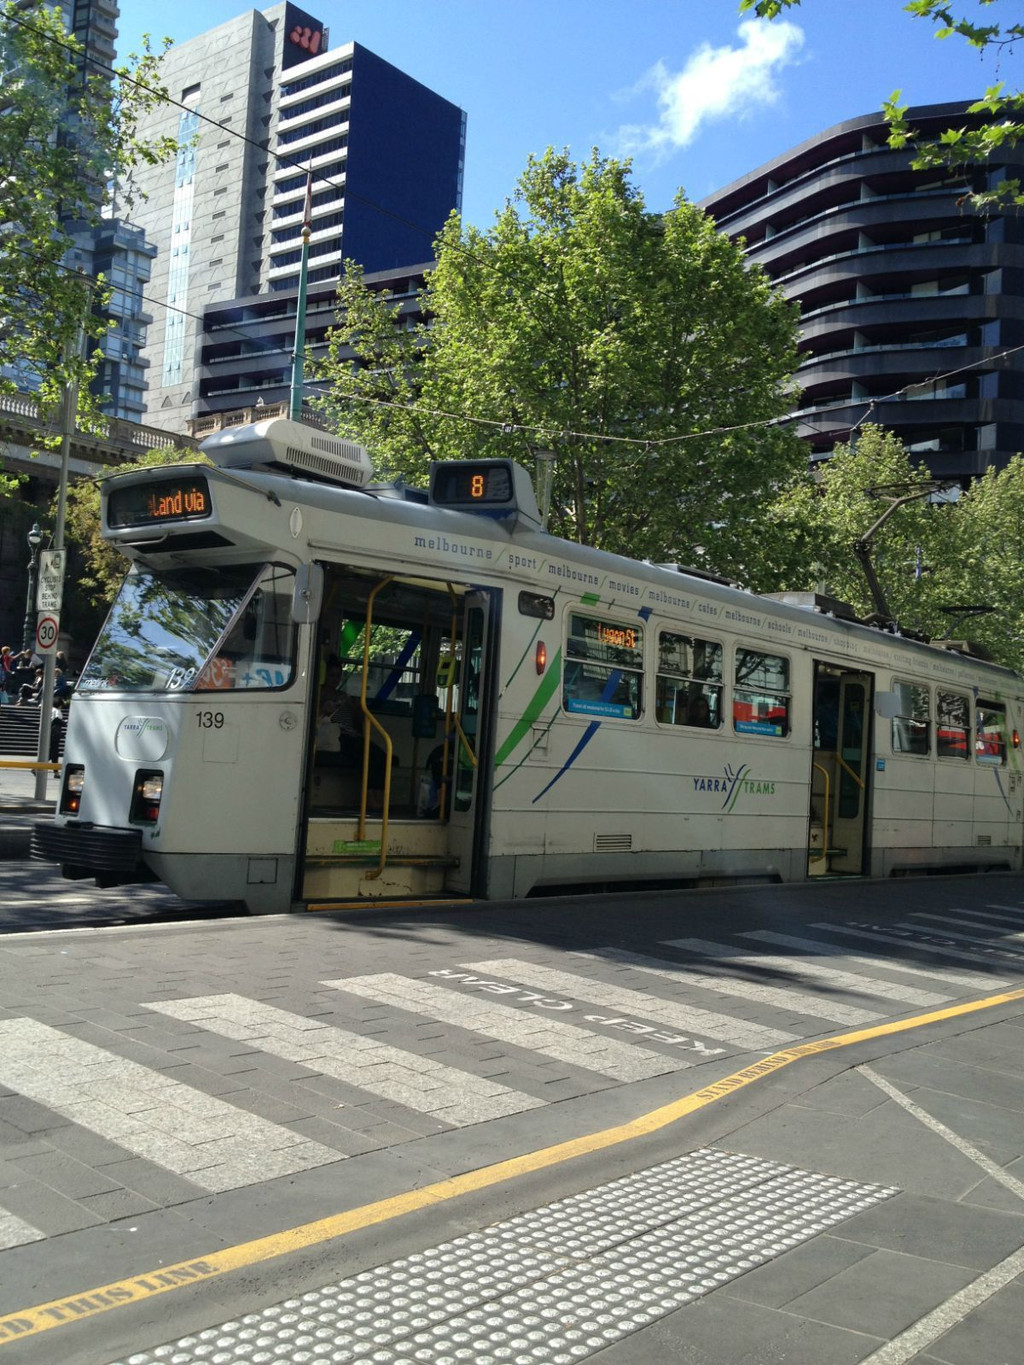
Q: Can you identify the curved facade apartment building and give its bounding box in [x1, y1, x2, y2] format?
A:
[701, 102, 1024, 482]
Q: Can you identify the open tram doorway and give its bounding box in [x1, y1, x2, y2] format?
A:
[300, 568, 496, 904]
[809, 664, 873, 876]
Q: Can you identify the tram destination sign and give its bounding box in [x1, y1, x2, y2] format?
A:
[431, 461, 514, 508]
[107, 475, 213, 530]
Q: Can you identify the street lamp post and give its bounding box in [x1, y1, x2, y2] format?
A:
[21, 522, 44, 654]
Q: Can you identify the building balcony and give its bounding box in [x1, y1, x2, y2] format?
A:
[774, 242, 1005, 304]
[798, 293, 1012, 339]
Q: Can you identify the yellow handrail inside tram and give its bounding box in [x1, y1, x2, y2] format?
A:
[359, 576, 395, 880]
[811, 761, 831, 864]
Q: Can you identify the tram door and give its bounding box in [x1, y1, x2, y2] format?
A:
[809, 666, 872, 875]
[445, 593, 493, 895]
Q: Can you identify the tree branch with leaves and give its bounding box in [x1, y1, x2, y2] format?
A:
[314, 148, 804, 572]
[742, 0, 1023, 208]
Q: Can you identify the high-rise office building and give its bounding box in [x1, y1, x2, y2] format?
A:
[701, 102, 1024, 483]
[129, 3, 466, 432]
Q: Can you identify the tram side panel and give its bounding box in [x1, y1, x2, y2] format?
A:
[869, 672, 1024, 876]
[485, 602, 815, 898]
[970, 691, 1024, 867]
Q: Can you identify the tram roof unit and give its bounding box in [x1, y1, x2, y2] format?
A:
[99, 451, 1023, 692]
[199, 416, 375, 490]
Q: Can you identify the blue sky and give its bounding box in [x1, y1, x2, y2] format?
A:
[114, 0, 1013, 228]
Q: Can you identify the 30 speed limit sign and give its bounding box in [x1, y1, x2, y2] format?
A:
[35, 612, 60, 655]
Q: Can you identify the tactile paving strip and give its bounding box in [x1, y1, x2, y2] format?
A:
[113, 1148, 896, 1364]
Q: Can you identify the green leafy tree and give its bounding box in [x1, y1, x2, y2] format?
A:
[762, 426, 1024, 669]
[768, 427, 951, 619]
[935, 455, 1024, 667]
[0, 2, 175, 413]
[743, 0, 1023, 208]
[314, 148, 804, 570]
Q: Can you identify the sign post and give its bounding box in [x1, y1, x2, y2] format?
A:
[32, 323, 82, 799]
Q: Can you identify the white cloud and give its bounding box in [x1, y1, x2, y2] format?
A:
[617, 19, 804, 159]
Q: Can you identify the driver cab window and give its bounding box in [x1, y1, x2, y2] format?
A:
[198, 564, 297, 690]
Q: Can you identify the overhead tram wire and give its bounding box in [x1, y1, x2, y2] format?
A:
[0, 6, 707, 354]
[0, 7, 443, 256]
[11, 234, 1024, 460]
[8, 10, 1024, 460]
[0, 7, 515, 296]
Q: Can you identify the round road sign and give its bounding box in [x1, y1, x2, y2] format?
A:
[35, 613, 59, 654]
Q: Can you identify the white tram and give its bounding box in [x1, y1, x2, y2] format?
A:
[33, 418, 1024, 911]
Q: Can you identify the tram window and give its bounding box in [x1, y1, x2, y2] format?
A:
[563, 613, 643, 720]
[936, 691, 970, 759]
[78, 564, 268, 693]
[335, 622, 423, 705]
[891, 680, 931, 756]
[655, 632, 722, 728]
[197, 565, 297, 690]
[733, 649, 790, 738]
[976, 700, 1007, 765]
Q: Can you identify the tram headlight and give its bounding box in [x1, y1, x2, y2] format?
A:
[130, 769, 164, 824]
[60, 764, 85, 816]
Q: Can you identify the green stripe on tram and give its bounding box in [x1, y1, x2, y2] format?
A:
[494, 649, 563, 769]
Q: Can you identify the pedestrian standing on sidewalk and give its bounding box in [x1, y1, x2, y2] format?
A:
[0, 646, 13, 704]
[49, 700, 64, 770]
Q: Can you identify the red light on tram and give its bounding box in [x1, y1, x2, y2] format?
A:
[130, 770, 164, 824]
[536, 641, 547, 675]
[1013, 730, 1021, 750]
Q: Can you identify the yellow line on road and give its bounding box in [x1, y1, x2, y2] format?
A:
[3, 984, 1024, 1347]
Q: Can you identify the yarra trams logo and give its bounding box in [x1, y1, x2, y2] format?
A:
[693, 764, 776, 812]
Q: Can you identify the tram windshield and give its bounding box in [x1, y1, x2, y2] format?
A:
[77, 563, 296, 693]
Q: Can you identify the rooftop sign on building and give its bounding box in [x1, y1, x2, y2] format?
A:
[284, 2, 326, 68]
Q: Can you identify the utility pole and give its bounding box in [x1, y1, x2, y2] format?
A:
[289, 164, 313, 422]
[32, 324, 84, 799]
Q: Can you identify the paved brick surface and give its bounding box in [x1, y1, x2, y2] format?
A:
[0, 868, 1023, 1363]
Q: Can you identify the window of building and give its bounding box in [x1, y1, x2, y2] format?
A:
[655, 632, 722, 728]
[563, 614, 643, 720]
[891, 680, 930, 756]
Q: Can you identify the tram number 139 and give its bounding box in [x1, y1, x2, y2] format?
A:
[195, 711, 225, 729]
